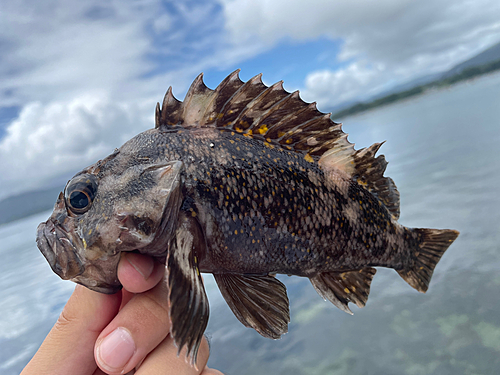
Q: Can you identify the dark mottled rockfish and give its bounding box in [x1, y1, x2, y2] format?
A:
[37, 70, 459, 363]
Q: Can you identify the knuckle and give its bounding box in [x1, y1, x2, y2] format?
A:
[53, 306, 77, 332]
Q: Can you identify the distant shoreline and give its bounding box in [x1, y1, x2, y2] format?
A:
[331, 59, 500, 120]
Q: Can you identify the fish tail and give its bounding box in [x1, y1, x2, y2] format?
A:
[397, 228, 459, 293]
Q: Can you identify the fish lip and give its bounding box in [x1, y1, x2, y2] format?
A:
[36, 220, 85, 280]
[37, 217, 123, 294]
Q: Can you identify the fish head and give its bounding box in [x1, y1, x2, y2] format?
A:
[36, 155, 183, 294]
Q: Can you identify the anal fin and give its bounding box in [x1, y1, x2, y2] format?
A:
[214, 273, 290, 339]
[310, 268, 377, 314]
[167, 212, 209, 365]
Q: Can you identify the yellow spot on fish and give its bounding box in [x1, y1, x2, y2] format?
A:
[257, 125, 268, 134]
[88, 229, 92, 235]
[234, 230, 238, 235]
[82, 238, 87, 249]
[252, 239, 256, 244]
[304, 153, 314, 163]
[344, 288, 350, 294]
[285, 138, 293, 144]
[191, 211, 197, 217]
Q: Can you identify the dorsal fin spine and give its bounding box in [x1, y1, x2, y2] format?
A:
[266, 101, 319, 139]
[243, 89, 300, 136]
[199, 69, 242, 125]
[215, 73, 264, 129]
[230, 81, 289, 134]
[155, 102, 161, 129]
[158, 86, 183, 127]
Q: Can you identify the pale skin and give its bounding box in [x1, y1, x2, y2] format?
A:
[21, 253, 224, 375]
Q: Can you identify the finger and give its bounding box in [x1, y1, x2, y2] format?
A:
[22, 285, 121, 375]
[119, 289, 135, 310]
[118, 252, 165, 294]
[135, 335, 211, 375]
[94, 278, 171, 374]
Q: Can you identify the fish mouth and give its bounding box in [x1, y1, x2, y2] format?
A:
[36, 219, 122, 294]
[37, 219, 85, 280]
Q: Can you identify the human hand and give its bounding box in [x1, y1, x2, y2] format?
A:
[21, 253, 224, 375]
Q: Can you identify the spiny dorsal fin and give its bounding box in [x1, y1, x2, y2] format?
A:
[155, 70, 400, 219]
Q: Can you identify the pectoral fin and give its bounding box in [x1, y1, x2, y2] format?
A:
[167, 212, 208, 365]
[214, 273, 290, 339]
[310, 268, 377, 314]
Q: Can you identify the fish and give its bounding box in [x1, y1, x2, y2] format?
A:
[36, 70, 459, 363]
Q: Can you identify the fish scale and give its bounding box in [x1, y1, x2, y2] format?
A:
[37, 70, 459, 364]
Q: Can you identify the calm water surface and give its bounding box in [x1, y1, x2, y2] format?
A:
[1, 73, 499, 374]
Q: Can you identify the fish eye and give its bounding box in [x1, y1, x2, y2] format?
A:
[64, 174, 98, 214]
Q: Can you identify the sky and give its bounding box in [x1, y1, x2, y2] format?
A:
[1, 0, 500, 200]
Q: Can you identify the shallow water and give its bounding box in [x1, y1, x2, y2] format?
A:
[1, 73, 499, 374]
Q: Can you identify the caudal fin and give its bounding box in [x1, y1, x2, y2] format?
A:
[397, 228, 459, 293]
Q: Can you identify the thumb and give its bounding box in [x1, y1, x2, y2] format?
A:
[22, 285, 121, 375]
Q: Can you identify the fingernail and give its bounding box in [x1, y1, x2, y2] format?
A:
[125, 253, 154, 279]
[96, 327, 135, 372]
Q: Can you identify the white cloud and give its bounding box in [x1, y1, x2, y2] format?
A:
[219, 0, 500, 104]
[0, 95, 152, 200]
[0, 0, 167, 107]
[301, 62, 387, 109]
